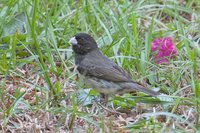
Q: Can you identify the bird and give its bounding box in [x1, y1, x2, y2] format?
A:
[69, 33, 159, 102]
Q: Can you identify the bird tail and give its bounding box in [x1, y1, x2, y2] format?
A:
[136, 85, 159, 96]
[121, 82, 160, 97]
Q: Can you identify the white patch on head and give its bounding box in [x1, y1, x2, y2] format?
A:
[69, 37, 78, 45]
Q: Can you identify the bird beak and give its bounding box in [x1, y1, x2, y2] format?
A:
[69, 37, 78, 45]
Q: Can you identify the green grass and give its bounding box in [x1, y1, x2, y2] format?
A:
[0, 0, 200, 132]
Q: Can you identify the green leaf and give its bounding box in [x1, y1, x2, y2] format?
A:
[2, 12, 26, 36]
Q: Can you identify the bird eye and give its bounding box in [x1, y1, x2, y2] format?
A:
[76, 37, 83, 41]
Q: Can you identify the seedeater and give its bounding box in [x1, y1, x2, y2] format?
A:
[69, 33, 159, 100]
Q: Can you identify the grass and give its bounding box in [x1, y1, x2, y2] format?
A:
[0, 0, 200, 132]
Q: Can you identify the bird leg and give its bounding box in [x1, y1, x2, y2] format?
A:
[100, 93, 108, 105]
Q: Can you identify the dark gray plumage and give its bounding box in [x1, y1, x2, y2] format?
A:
[69, 33, 159, 97]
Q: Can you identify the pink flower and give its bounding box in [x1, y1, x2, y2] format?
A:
[151, 37, 177, 64]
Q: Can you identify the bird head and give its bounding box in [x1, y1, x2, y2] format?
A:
[69, 33, 98, 55]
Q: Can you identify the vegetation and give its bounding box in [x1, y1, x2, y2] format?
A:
[0, 0, 199, 132]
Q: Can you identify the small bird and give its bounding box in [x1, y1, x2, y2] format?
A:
[69, 33, 159, 101]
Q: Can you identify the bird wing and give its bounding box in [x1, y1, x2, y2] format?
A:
[77, 51, 133, 82]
